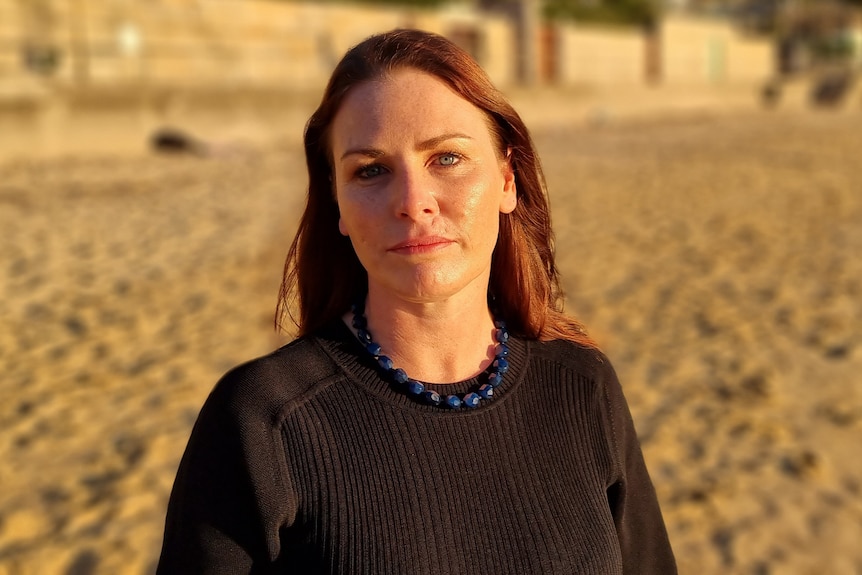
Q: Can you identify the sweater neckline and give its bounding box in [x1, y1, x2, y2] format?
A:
[314, 319, 529, 414]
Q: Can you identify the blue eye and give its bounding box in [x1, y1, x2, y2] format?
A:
[438, 153, 459, 166]
[357, 164, 385, 179]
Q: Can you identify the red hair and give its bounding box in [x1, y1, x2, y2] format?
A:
[276, 29, 595, 348]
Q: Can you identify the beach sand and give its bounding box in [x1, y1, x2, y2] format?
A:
[1, 102, 860, 574]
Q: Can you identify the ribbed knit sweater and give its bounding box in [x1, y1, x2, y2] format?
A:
[157, 320, 676, 574]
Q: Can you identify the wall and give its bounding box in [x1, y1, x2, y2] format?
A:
[542, 14, 772, 89]
[0, 0, 515, 93]
[0, 2, 776, 96]
[554, 24, 644, 86]
[661, 13, 773, 86]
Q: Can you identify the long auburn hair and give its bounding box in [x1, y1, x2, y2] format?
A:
[276, 29, 595, 347]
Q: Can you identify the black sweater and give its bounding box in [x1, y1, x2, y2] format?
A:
[157, 321, 676, 574]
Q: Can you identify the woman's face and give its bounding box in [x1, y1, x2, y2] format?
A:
[330, 67, 517, 305]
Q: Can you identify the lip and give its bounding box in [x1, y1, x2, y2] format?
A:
[388, 236, 454, 255]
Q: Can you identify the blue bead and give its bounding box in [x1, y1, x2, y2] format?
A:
[366, 342, 381, 356]
[406, 380, 425, 395]
[353, 303, 507, 410]
[463, 392, 480, 408]
[423, 390, 442, 405]
[478, 384, 494, 399]
[493, 357, 509, 374]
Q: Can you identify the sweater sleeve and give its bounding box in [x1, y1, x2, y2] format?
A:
[157, 366, 297, 574]
[600, 359, 677, 574]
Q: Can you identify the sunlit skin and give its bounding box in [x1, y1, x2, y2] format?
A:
[331, 68, 517, 383]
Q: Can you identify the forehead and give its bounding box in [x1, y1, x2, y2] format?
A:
[330, 68, 497, 152]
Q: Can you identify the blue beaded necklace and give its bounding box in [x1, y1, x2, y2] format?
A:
[351, 302, 510, 409]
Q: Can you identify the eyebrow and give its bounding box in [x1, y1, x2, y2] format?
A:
[339, 132, 473, 161]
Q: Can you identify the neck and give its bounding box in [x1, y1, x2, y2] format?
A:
[348, 287, 498, 384]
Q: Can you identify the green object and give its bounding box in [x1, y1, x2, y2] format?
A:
[544, 0, 660, 27]
[707, 37, 726, 83]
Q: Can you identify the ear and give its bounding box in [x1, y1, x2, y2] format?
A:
[338, 216, 349, 237]
[499, 149, 517, 214]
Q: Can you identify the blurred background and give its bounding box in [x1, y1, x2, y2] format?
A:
[1, 0, 861, 573]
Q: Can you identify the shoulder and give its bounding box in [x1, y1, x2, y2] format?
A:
[528, 339, 637, 476]
[204, 334, 342, 428]
[529, 338, 616, 381]
[525, 338, 625, 413]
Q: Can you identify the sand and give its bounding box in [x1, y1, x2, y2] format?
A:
[1, 98, 861, 574]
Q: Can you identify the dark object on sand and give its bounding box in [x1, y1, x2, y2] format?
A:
[150, 128, 208, 155]
[761, 78, 782, 108]
[809, 69, 855, 107]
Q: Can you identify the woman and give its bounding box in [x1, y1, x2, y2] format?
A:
[158, 29, 676, 574]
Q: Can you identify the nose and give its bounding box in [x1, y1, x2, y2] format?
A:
[393, 165, 438, 221]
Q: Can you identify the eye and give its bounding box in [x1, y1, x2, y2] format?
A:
[356, 163, 386, 179]
[437, 153, 461, 166]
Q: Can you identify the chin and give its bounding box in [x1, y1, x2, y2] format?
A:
[379, 268, 486, 304]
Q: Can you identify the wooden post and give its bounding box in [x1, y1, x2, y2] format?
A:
[540, 23, 557, 84]
[644, 20, 662, 84]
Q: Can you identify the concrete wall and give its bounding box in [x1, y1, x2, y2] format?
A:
[550, 14, 773, 88]
[555, 24, 644, 86]
[725, 34, 774, 83]
[0, 1, 775, 96]
[0, 0, 515, 93]
[661, 14, 773, 86]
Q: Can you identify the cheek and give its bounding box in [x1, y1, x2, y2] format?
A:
[336, 192, 381, 240]
[459, 182, 501, 244]
[336, 191, 358, 238]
